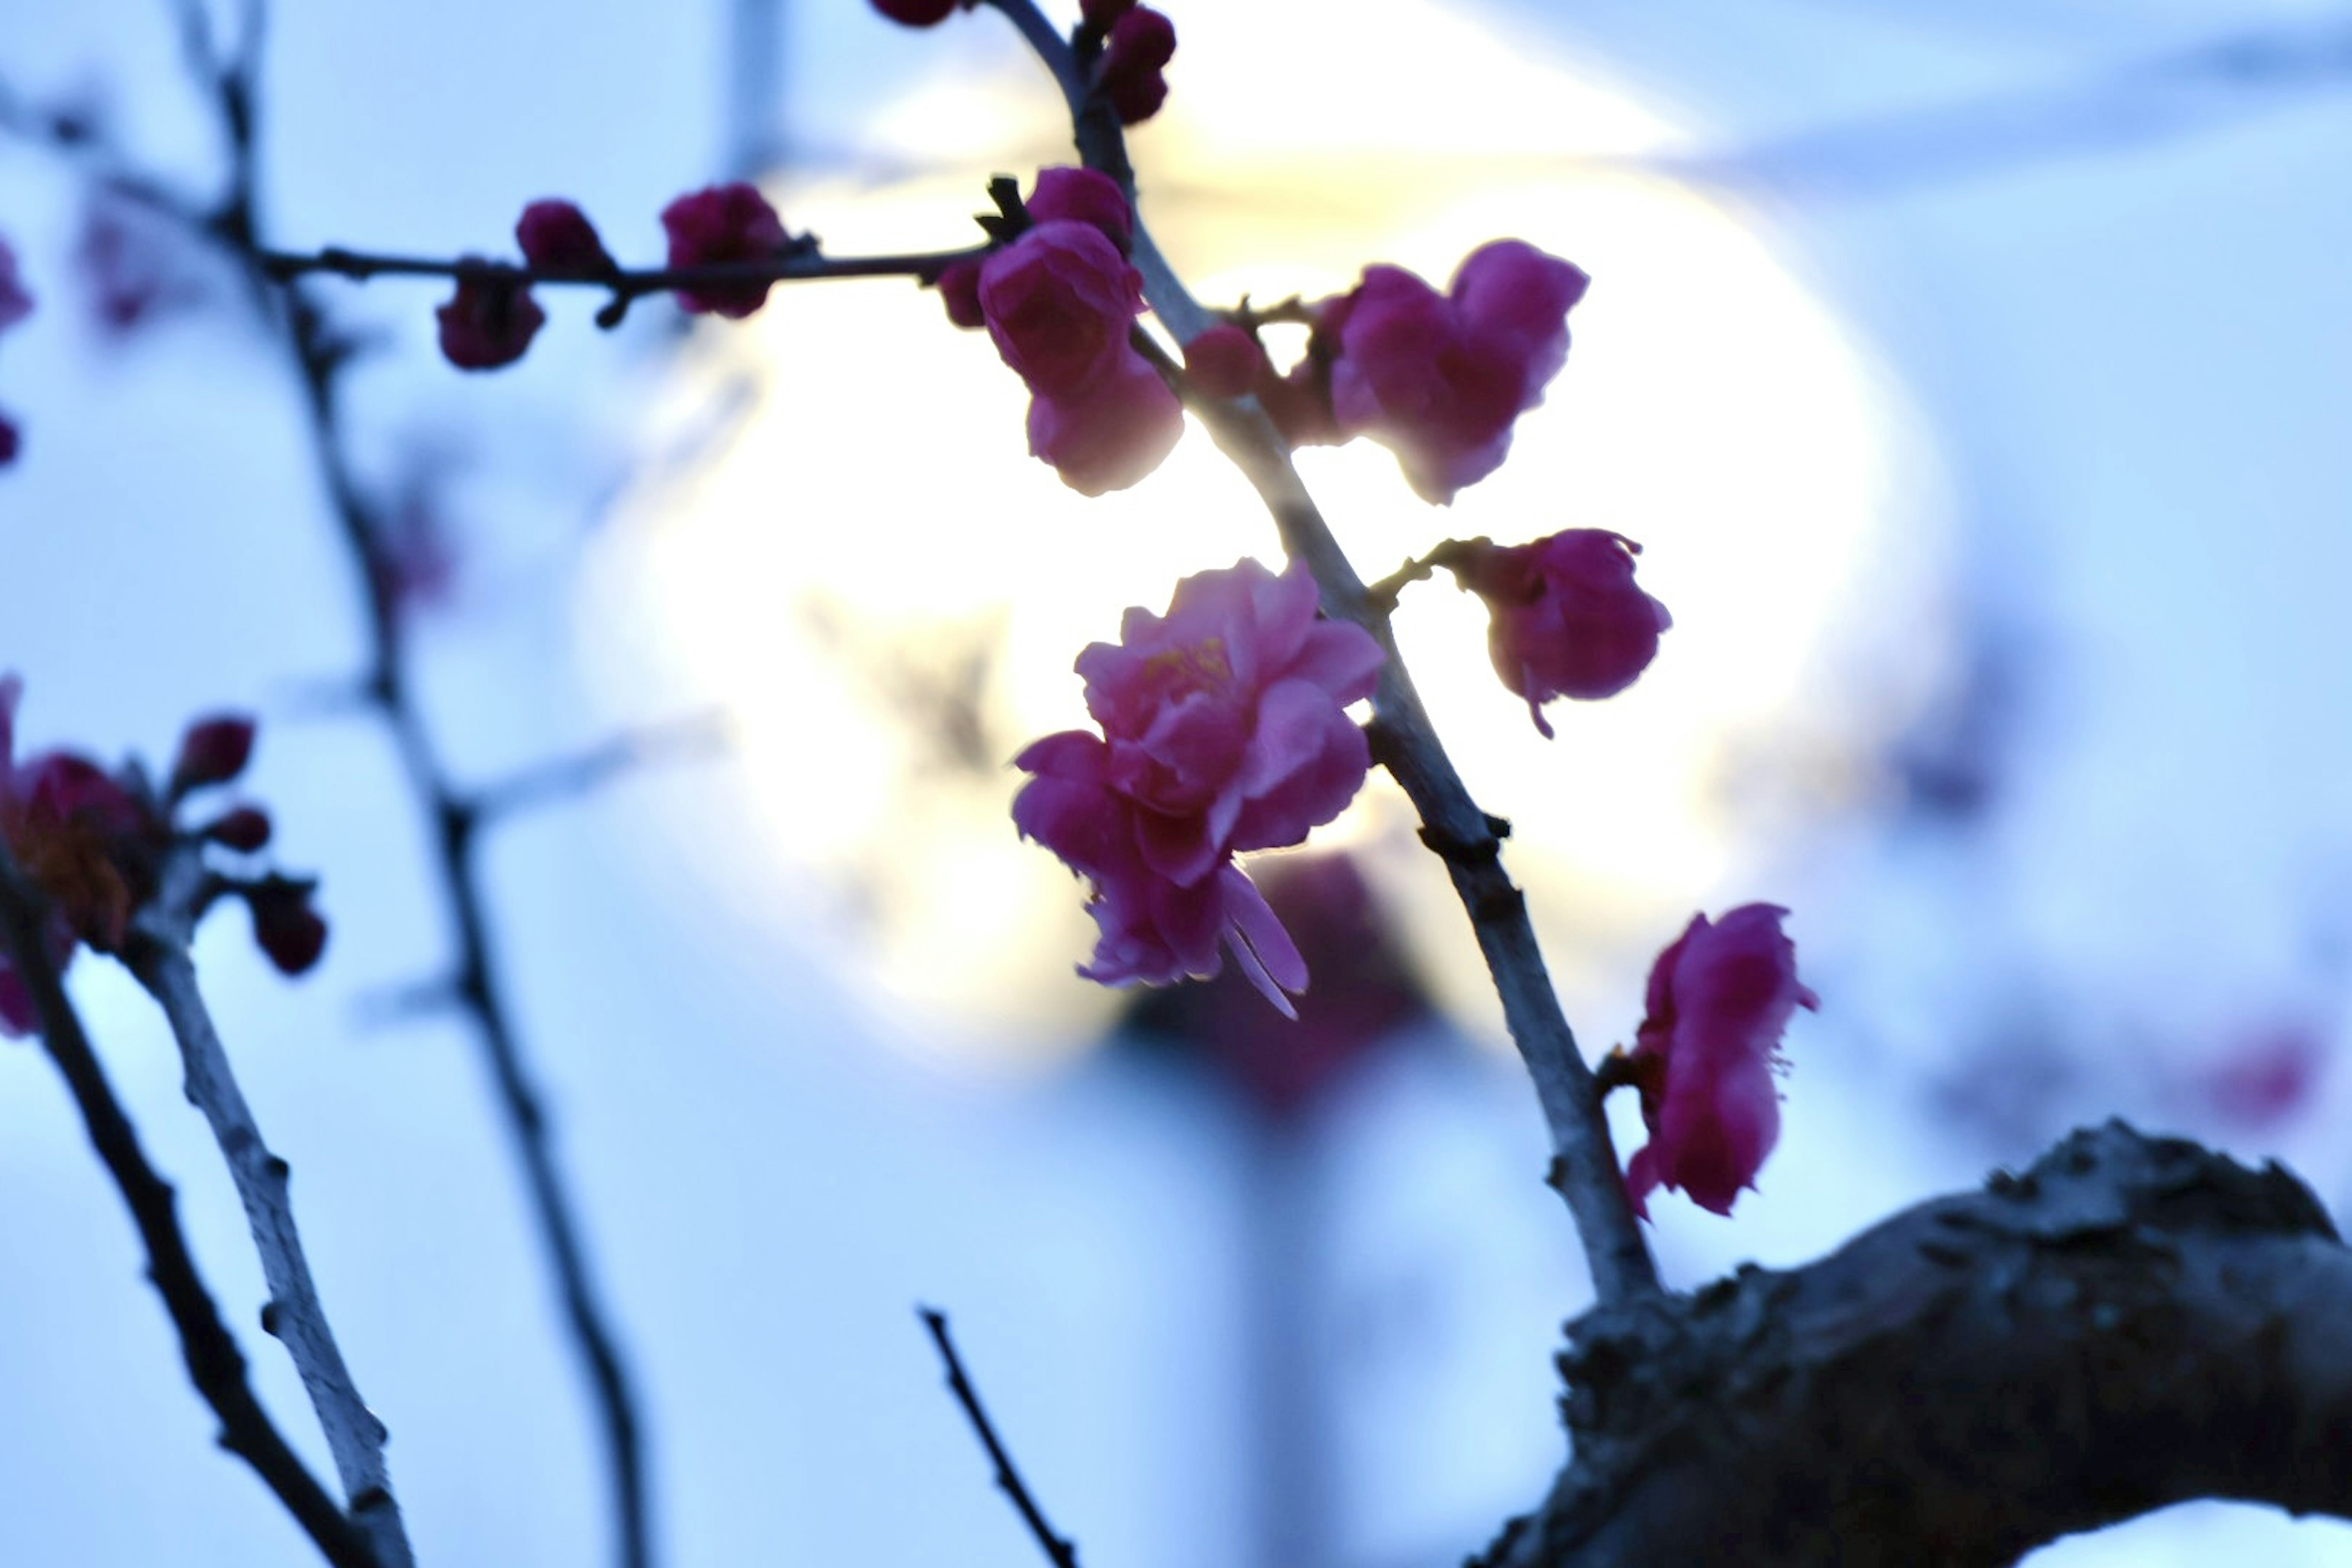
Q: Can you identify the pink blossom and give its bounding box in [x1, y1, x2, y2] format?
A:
[978, 218, 1182, 492]
[0, 413, 17, 468]
[435, 268, 545, 371]
[0, 676, 147, 1018]
[1623, 905, 1817, 1218]
[1183, 323, 1262, 399]
[1446, 530, 1670, 737]
[661, 183, 790, 318]
[516, 199, 612, 277]
[1098, 8, 1176, 124]
[1025, 167, 1132, 252]
[1317, 239, 1589, 503]
[1014, 559, 1385, 1014]
[935, 259, 984, 329]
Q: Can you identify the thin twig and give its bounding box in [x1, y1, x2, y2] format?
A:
[919, 1308, 1082, 1568]
[987, 0, 1659, 1304]
[470, 710, 733, 826]
[0, 846, 380, 1568]
[123, 845, 415, 1568]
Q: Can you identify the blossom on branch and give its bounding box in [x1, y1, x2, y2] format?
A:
[978, 206, 1182, 493]
[1291, 239, 1589, 504]
[1013, 559, 1385, 1014]
[870, 0, 972, 26]
[1444, 529, 1670, 737]
[1098, 7, 1177, 125]
[516, 200, 613, 277]
[436, 266, 545, 371]
[1024, 166, 1133, 252]
[1621, 905, 1817, 1218]
[1182, 323, 1264, 399]
[662, 183, 790, 318]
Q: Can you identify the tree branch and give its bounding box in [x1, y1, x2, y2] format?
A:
[1480, 1121, 2352, 1567]
[0, 846, 380, 1568]
[920, 1308, 1083, 1568]
[123, 844, 415, 1568]
[986, 0, 1658, 1306]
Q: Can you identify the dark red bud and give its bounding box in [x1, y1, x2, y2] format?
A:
[871, 0, 960, 21]
[515, 200, 612, 277]
[436, 268, 545, 371]
[205, 806, 273, 853]
[172, 714, 257, 793]
[249, 881, 327, 976]
[1080, 0, 1137, 29]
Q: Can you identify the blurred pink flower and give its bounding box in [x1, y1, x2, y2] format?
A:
[435, 269, 545, 371]
[1314, 239, 1589, 503]
[978, 217, 1181, 492]
[1183, 323, 1262, 399]
[0, 237, 30, 332]
[870, 0, 967, 24]
[1098, 7, 1177, 124]
[661, 183, 789, 318]
[1024, 167, 1132, 252]
[1623, 904, 1817, 1218]
[515, 199, 612, 277]
[1448, 529, 1670, 736]
[1014, 559, 1385, 1013]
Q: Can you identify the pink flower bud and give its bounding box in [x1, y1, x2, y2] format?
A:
[516, 199, 612, 277]
[1183, 323, 1262, 399]
[205, 805, 273, 853]
[1098, 8, 1176, 124]
[871, 0, 962, 24]
[1013, 559, 1386, 1013]
[1447, 530, 1669, 737]
[170, 714, 257, 793]
[1025, 167, 1132, 252]
[248, 881, 328, 976]
[435, 268, 545, 371]
[1319, 239, 1589, 503]
[661, 183, 790, 318]
[1025, 357, 1183, 496]
[1622, 905, 1816, 1218]
[935, 259, 984, 329]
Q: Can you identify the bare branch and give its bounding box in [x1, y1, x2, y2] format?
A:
[986, 0, 1658, 1306]
[470, 710, 733, 826]
[0, 845, 380, 1568]
[920, 1308, 1083, 1568]
[1480, 1122, 2352, 1567]
[122, 845, 414, 1568]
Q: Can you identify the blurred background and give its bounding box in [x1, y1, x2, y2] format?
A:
[3, 0, 2351, 1562]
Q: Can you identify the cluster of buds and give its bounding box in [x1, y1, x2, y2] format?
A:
[0, 678, 328, 1035]
[1080, 0, 1178, 125]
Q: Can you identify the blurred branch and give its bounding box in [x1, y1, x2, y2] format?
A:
[920, 1308, 1083, 1568]
[470, 710, 733, 826]
[0, 845, 381, 1568]
[123, 844, 415, 1568]
[985, 0, 1660, 1306]
[1479, 1123, 2352, 1566]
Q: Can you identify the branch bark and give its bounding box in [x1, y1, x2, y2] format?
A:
[1480, 1121, 2352, 1567]
[124, 846, 415, 1568]
[982, 0, 1658, 1306]
[0, 846, 380, 1568]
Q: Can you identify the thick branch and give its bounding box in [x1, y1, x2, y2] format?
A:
[123, 846, 414, 1568]
[1481, 1121, 2352, 1567]
[988, 0, 1656, 1305]
[0, 847, 379, 1568]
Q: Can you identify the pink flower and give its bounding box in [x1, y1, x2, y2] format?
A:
[0, 414, 18, 469]
[435, 268, 545, 371]
[1447, 530, 1670, 737]
[1014, 559, 1386, 1013]
[1098, 8, 1177, 124]
[978, 218, 1182, 492]
[1317, 239, 1589, 503]
[1183, 323, 1262, 400]
[1623, 905, 1817, 1218]
[661, 183, 790, 318]
[1025, 167, 1132, 252]
[935, 259, 984, 329]
[516, 199, 612, 277]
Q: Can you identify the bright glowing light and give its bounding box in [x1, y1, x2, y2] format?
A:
[581, 0, 1947, 1063]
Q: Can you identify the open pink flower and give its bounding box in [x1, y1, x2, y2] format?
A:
[1447, 530, 1670, 737]
[1013, 559, 1385, 1013]
[978, 216, 1182, 492]
[1313, 239, 1589, 503]
[1623, 905, 1817, 1218]
[661, 183, 790, 318]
